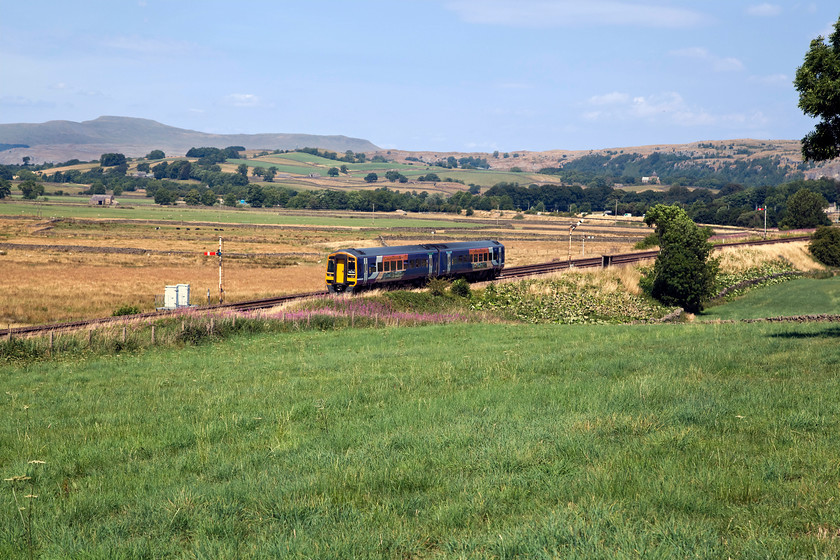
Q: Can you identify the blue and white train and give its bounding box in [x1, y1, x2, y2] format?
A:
[326, 240, 505, 293]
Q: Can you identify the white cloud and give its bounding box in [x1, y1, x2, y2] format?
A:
[746, 4, 782, 17]
[99, 35, 197, 56]
[749, 73, 789, 85]
[669, 47, 744, 72]
[444, 0, 709, 28]
[223, 93, 269, 108]
[588, 92, 630, 105]
[583, 90, 767, 129]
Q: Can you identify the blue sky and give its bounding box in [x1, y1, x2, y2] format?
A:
[1, 1, 837, 152]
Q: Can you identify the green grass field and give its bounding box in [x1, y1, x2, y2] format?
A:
[0, 201, 478, 229]
[3, 321, 840, 558]
[701, 276, 840, 320]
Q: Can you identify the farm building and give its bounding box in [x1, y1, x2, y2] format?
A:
[88, 195, 117, 206]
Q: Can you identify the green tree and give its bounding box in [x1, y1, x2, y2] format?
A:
[201, 189, 218, 206]
[340, 164, 349, 174]
[0, 178, 11, 198]
[184, 188, 202, 205]
[794, 16, 840, 161]
[19, 178, 45, 199]
[223, 192, 238, 207]
[781, 188, 830, 229]
[364, 172, 378, 183]
[154, 187, 176, 205]
[642, 204, 719, 313]
[146, 149, 165, 160]
[810, 226, 840, 266]
[328, 167, 339, 177]
[100, 153, 127, 167]
[237, 163, 248, 177]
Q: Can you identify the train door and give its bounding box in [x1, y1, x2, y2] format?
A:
[428, 253, 434, 276]
[336, 256, 346, 285]
[446, 251, 452, 274]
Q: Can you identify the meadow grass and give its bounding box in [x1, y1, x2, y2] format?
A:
[701, 275, 840, 321]
[0, 201, 476, 229]
[2, 321, 840, 558]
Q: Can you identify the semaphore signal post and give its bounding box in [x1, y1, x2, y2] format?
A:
[204, 237, 224, 304]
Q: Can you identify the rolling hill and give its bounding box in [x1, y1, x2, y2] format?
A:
[0, 116, 380, 164]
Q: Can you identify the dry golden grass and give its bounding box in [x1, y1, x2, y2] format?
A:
[0, 249, 324, 327]
[716, 241, 824, 273]
[0, 209, 706, 327]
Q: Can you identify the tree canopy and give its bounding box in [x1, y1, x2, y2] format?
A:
[780, 187, 830, 229]
[794, 15, 840, 161]
[642, 204, 718, 313]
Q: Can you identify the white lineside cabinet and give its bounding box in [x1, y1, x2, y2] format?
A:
[162, 284, 191, 309]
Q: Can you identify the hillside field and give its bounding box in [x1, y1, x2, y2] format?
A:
[3, 320, 840, 558]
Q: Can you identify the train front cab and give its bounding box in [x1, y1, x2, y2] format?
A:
[326, 251, 358, 293]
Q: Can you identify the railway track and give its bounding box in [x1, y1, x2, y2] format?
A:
[2, 235, 811, 339]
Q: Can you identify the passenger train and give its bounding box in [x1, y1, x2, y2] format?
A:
[326, 240, 505, 293]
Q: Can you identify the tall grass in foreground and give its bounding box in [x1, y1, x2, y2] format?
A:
[2, 322, 840, 558]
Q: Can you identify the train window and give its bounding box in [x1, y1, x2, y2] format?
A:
[369, 265, 376, 275]
[327, 258, 335, 273]
[348, 260, 356, 276]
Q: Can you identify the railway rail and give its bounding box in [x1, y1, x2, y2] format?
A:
[2, 235, 811, 339]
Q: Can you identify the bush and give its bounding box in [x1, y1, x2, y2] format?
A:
[634, 232, 660, 250]
[810, 226, 840, 266]
[427, 278, 450, 297]
[450, 278, 471, 298]
[643, 204, 719, 313]
[113, 305, 141, 316]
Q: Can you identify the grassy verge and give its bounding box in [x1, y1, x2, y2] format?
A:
[701, 275, 840, 321]
[2, 321, 840, 557]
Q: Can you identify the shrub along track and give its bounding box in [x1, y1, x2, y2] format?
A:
[0, 235, 812, 339]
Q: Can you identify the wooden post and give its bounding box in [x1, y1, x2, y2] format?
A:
[351, 311, 354, 327]
[210, 317, 215, 334]
[122, 325, 127, 343]
[49, 331, 54, 350]
[151, 325, 155, 345]
[307, 312, 310, 328]
[88, 329, 93, 346]
[181, 320, 185, 332]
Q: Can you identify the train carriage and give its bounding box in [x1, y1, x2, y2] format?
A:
[326, 240, 504, 293]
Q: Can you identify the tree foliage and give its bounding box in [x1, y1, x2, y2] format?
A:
[642, 204, 719, 313]
[0, 178, 10, 198]
[794, 15, 840, 161]
[780, 187, 830, 229]
[19, 178, 45, 199]
[100, 153, 127, 167]
[809, 226, 840, 266]
[145, 149, 165, 160]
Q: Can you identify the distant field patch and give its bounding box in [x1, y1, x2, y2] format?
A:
[701, 276, 840, 321]
[0, 200, 480, 228]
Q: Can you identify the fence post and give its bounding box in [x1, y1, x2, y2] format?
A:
[49, 331, 54, 351]
[210, 317, 215, 334]
[122, 325, 127, 343]
[151, 325, 155, 345]
[88, 328, 93, 347]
